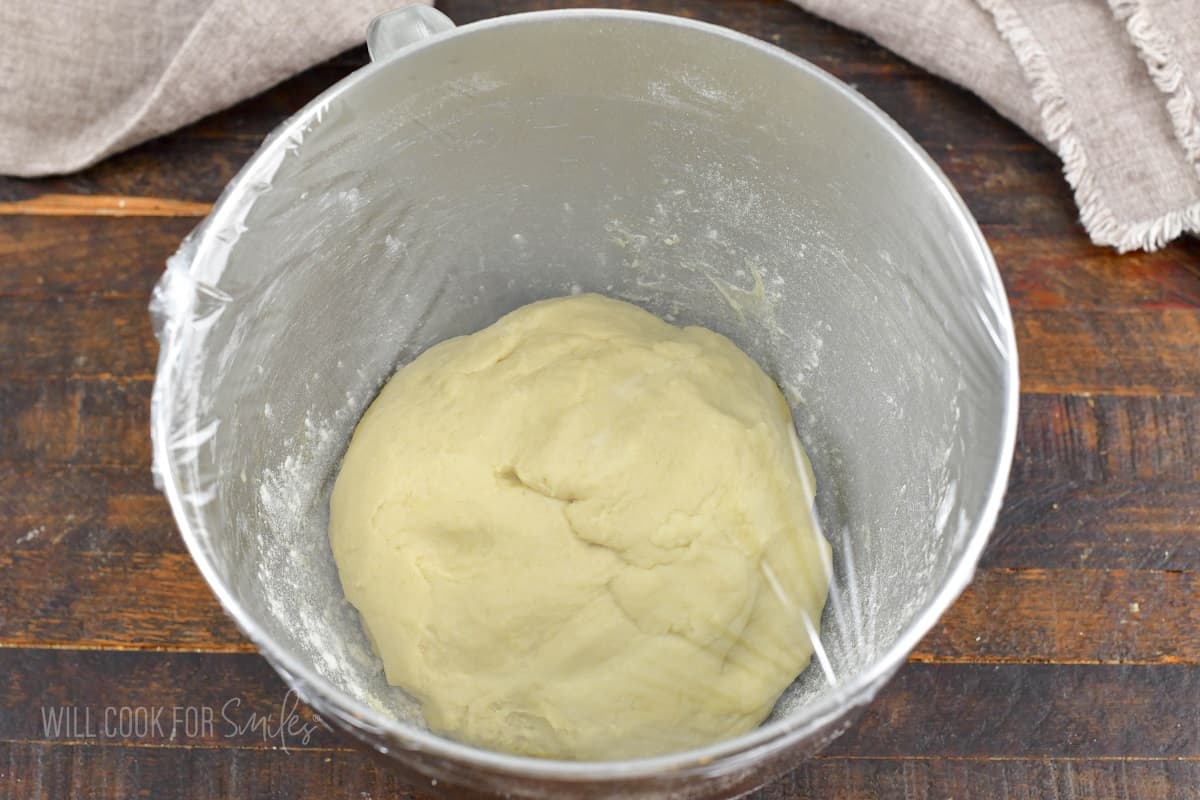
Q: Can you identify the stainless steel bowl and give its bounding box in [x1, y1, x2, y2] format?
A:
[150, 8, 1018, 798]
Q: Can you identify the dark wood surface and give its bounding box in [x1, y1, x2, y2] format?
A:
[3, 1, 1199, 797]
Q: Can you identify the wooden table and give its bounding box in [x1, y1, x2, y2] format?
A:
[3, 1, 1198, 797]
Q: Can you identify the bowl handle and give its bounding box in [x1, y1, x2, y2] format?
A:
[366, 6, 456, 62]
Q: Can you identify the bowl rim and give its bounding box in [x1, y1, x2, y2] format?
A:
[152, 7, 1020, 782]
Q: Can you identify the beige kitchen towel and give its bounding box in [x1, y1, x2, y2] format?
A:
[2, 0, 1198, 251]
[793, 0, 1200, 251]
[0, 0, 418, 177]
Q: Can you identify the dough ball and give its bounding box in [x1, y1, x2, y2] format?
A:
[329, 294, 831, 760]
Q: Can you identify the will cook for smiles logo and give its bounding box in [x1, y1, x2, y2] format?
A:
[39, 689, 330, 752]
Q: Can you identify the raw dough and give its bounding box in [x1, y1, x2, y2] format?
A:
[329, 294, 831, 760]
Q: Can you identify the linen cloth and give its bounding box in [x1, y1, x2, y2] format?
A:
[0, 0, 413, 176]
[794, 0, 1200, 250]
[2, 0, 1197, 251]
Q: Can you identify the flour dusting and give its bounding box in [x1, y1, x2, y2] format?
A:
[253, 380, 423, 722]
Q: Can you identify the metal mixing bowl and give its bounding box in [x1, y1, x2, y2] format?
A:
[150, 8, 1018, 798]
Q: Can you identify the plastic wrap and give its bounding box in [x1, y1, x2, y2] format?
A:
[150, 8, 1017, 797]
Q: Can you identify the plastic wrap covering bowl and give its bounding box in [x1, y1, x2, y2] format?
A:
[150, 8, 1018, 798]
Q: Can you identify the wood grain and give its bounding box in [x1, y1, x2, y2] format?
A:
[0, 195, 211, 218]
[0, 138, 257, 207]
[0, 552, 248, 653]
[987, 482, 1200, 570]
[914, 569, 1200, 665]
[0, 216, 196, 298]
[3, 545, 1198, 666]
[3, 299, 156, 379]
[3, 742, 1198, 800]
[828, 662, 1200, 759]
[0, 649, 329, 747]
[4, 216, 1197, 308]
[994, 235, 1200, 311]
[0, 742, 430, 800]
[5, 391, 1197, 570]
[3, 651, 1199, 759]
[773, 757, 1200, 800]
[0, 465, 175, 554]
[4, 389, 1197, 662]
[10, 456, 1196, 568]
[1, 379, 152, 466]
[1011, 394, 1200, 485]
[1015, 309, 1200, 396]
[10, 387, 1196, 483]
[7, 300, 1199, 398]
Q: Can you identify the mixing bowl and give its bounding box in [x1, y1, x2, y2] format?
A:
[150, 7, 1019, 798]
